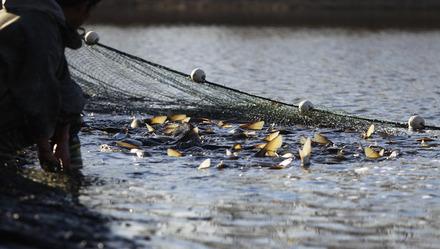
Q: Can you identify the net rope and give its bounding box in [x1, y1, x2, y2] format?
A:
[66, 43, 440, 132]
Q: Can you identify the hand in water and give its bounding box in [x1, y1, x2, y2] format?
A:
[53, 123, 72, 171]
[37, 139, 61, 172]
[36, 123, 71, 172]
[38, 149, 62, 172]
[54, 139, 71, 171]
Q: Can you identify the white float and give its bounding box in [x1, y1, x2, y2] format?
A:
[298, 100, 314, 114]
[191, 68, 206, 83]
[408, 114, 425, 130]
[84, 31, 100, 45]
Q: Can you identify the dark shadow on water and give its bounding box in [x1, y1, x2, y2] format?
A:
[0, 166, 137, 249]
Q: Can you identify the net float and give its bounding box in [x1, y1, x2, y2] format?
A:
[298, 100, 314, 114]
[408, 114, 425, 130]
[85, 31, 100, 45]
[191, 68, 206, 83]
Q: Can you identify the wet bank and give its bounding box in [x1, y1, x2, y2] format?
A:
[0, 166, 137, 249]
[88, 0, 440, 28]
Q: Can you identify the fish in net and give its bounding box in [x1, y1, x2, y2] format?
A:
[66, 43, 439, 132]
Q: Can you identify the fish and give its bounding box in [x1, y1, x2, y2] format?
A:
[254, 143, 267, 150]
[270, 158, 293, 170]
[364, 147, 381, 159]
[232, 130, 257, 139]
[216, 160, 226, 169]
[146, 123, 155, 133]
[115, 142, 138, 150]
[264, 134, 283, 152]
[167, 148, 183, 157]
[167, 123, 191, 137]
[130, 149, 149, 158]
[226, 149, 239, 157]
[198, 159, 211, 170]
[264, 131, 280, 142]
[240, 121, 265, 130]
[226, 149, 232, 156]
[169, 114, 187, 122]
[149, 115, 168, 125]
[217, 121, 232, 128]
[387, 150, 399, 159]
[281, 152, 294, 159]
[174, 125, 202, 149]
[265, 151, 279, 157]
[362, 124, 375, 139]
[313, 133, 332, 145]
[116, 139, 142, 150]
[420, 140, 437, 148]
[232, 143, 242, 151]
[299, 137, 312, 167]
[163, 123, 181, 135]
[130, 118, 143, 129]
[164, 123, 180, 129]
[256, 134, 283, 157]
[417, 137, 435, 143]
[336, 149, 346, 160]
[299, 136, 308, 145]
[201, 127, 216, 135]
[196, 118, 212, 124]
[243, 131, 257, 137]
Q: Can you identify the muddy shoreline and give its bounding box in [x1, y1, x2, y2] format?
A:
[0, 166, 137, 249]
[88, 0, 440, 28]
[2, 1, 440, 28]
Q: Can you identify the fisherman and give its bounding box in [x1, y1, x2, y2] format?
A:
[0, 0, 101, 171]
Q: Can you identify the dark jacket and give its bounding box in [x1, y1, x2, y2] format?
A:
[0, 0, 85, 139]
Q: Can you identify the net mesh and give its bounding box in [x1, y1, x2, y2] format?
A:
[66, 43, 413, 132]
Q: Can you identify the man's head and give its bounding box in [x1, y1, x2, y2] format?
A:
[56, 0, 101, 28]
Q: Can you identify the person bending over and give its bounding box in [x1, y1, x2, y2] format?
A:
[0, 0, 101, 171]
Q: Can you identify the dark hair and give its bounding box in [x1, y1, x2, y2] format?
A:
[56, 0, 101, 8]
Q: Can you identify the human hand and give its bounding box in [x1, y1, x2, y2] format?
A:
[37, 139, 62, 172]
[53, 124, 72, 171]
[54, 140, 71, 171]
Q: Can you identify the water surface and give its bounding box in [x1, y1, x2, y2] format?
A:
[75, 26, 440, 248]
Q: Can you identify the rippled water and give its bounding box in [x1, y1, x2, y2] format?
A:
[74, 26, 440, 248]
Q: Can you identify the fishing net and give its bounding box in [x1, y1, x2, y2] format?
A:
[66, 43, 435, 132]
